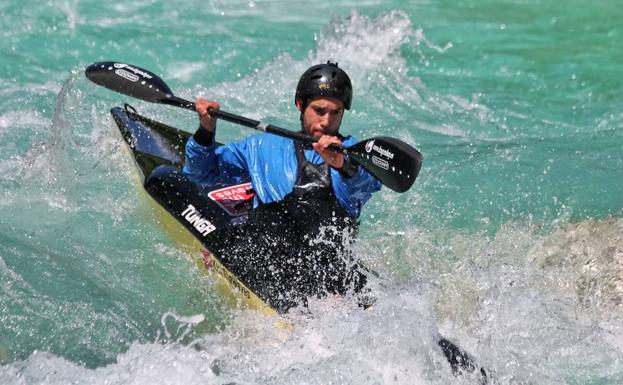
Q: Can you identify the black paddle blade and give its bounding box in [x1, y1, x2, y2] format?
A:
[347, 136, 423, 193]
[85, 61, 173, 103]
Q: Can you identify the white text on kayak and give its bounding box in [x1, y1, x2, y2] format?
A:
[181, 204, 216, 236]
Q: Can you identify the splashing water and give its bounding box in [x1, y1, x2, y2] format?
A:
[0, 2, 622, 384]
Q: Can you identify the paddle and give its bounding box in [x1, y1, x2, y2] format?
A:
[85, 61, 422, 192]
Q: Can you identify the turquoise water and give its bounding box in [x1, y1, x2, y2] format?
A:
[1, 0, 622, 384]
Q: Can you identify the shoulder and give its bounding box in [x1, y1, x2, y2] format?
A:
[242, 132, 291, 145]
[228, 133, 293, 154]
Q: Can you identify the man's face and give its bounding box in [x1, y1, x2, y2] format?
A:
[298, 97, 345, 138]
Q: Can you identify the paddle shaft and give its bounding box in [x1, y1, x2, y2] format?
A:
[163, 95, 343, 151]
[85, 61, 422, 191]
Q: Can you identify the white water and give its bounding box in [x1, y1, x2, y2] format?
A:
[1, 6, 622, 385]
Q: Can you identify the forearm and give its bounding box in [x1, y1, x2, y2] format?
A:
[332, 166, 382, 218]
[183, 129, 218, 184]
[336, 155, 359, 179]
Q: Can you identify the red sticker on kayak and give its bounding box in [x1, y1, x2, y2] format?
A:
[200, 249, 214, 270]
[208, 183, 254, 216]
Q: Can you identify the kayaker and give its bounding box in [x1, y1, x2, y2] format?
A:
[173, 62, 488, 383]
[183, 62, 381, 310]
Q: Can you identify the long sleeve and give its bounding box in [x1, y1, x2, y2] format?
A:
[331, 161, 382, 219]
[183, 131, 381, 219]
[183, 130, 249, 186]
[183, 132, 299, 206]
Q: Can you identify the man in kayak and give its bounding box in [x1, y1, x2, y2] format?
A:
[183, 62, 381, 310]
[182, 62, 489, 382]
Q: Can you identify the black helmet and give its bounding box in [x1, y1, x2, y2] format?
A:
[295, 61, 352, 110]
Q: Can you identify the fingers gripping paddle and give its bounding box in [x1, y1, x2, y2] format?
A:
[85, 61, 422, 192]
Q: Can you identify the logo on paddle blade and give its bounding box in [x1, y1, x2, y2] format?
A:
[115, 69, 139, 83]
[372, 156, 389, 170]
[112, 63, 153, 80]
[373, 144, 395, 160]
[365, 140, 375, 153]
[365, 140, 395, 160]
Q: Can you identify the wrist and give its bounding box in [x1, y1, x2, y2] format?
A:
[193, 125, 215, 146]
[337, 156, 359, 178]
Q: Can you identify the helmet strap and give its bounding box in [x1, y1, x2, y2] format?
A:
[296, 98, 307, 128]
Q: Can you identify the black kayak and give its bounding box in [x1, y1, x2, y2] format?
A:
[111, 104, 490, 382]
[111, 104, 371, 315]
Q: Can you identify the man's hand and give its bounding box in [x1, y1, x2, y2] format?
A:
[313, 135, 344, 169]
[196, 99, 220, 133]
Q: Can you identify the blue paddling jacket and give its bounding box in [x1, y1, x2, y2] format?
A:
[183, 130, 382, 219]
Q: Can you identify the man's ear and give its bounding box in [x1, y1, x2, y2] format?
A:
[295, 99, 304, 112]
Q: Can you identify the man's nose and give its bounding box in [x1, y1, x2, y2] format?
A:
[318, 113, 329, 127]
